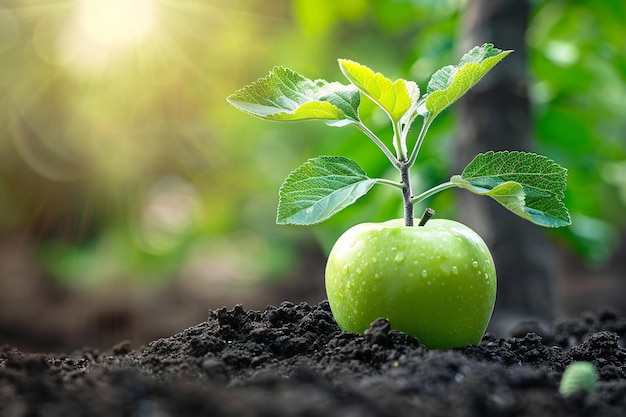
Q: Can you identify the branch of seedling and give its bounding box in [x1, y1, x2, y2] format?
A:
[228, 43, 570, 231]
[363, 115, 440, 228]
[354, 122, 400, 168]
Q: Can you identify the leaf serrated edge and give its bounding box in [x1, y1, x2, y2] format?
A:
[424, 48, 512, 117]
[462, 151, 568, 196]
[338, 59, 413, 123]
[228, 67, 360, 123]
[227, 66, 290, 104]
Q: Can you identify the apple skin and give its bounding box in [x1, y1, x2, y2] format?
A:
[325, 218, 496, 349]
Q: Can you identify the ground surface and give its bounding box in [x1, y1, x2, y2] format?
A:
[2, 301, 626, 417]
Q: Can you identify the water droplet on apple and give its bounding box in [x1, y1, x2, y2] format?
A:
[346, 280, 353, 289]
[472, 260, 479, 268]
[427, 281, 432, 286]
[374, 273, 380, 279]
[356, 268, 362, 275]
[408, 272, 414, 278]
[451, 266, 458, 275]
[421, 270, 428, 277]
[394, 253, 405, 263]
[372, 257, 378, 263]
[349, 240, 356, 247]
[342, 265, 350, 275]
[484, 273, 489, 279]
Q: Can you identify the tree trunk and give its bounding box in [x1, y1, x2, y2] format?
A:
[456, 0, 559, 335]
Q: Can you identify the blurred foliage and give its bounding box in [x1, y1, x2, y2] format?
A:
[0, 0, 624, 290]
[528, 0, 626, 262]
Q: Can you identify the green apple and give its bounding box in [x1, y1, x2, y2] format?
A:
[325, 218, 497, 349]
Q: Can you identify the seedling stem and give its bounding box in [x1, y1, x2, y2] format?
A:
[399, 160, 414, 226]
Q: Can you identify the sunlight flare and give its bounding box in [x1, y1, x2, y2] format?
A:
[59, 0, 159, 74]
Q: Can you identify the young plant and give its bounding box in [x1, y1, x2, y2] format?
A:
[227, 43, 571, 349]
[560, 361, 598, 396]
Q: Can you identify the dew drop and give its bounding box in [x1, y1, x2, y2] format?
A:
[421, 270, 428, 277]
[349, 240, 357, 247]
[372, 257, 378, 264]
[427, 281, 432, 286]
[342, 265, 350, 275]
[408, 272, 414, 278]
[346, 280, 353, 289]
[356, 268, 362, 275]
[472, 261, 479, 268]
[484, 273, 489, 279]
[374, 273, 381, 279]
[451, 266, 458, 275]
[394, 253, 405, 263]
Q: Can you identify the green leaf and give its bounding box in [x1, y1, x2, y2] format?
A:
[424, 43, 512, 119]
[451, 151, 571, 227]
[338, 59, 419, 124]
[277, 156, 376, 225]
[227, 67, 360, 126]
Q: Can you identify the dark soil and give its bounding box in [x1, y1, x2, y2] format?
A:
[2, 301, 626, 417]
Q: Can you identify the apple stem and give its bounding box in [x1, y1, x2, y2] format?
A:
[399, 160, 414, 226]
[418, 208, 435, 226]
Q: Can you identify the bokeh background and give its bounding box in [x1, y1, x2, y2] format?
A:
[0, 0, 624, 352]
